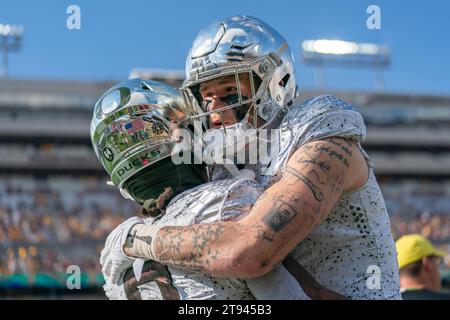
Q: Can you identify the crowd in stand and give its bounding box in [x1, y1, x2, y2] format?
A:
[1, 175, 450, 276]
[380, 177, 450, 268]
[0, 175, 138, 275]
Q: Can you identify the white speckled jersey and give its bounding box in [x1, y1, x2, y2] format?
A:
[212, 95, 401, 299]
[145, 178, 258, 300]
[104, 177, 310, 300]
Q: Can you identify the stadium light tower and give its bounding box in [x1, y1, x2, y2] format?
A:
[301, 39, 390, 91]
[0, 23, 24, 79]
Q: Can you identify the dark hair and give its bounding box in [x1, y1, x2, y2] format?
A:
[140, 187, 174, 218]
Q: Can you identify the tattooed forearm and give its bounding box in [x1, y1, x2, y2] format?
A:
[255, 226, 274, 242]
[153, 223, 232, 274]
[152, 221, 279, 277]
[259, 195, 318, 237]
[263, 209, 297, 232]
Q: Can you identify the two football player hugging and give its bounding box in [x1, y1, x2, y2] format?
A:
[91, 16, 401, 300]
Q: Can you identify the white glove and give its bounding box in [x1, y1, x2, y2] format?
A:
[103, 281, 127, 300]
[100, 216, 145, 285]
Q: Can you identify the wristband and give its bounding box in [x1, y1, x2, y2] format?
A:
[124, 223, 161, 260]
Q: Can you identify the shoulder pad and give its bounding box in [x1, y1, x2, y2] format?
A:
[281, 95, 366, 147]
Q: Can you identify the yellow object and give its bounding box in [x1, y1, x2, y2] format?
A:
[18, 247, 27, 259]
[396, 234, 447, 269]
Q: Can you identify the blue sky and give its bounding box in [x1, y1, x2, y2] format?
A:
[1, 0, 449, 94]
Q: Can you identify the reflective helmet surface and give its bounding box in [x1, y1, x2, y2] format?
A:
[90, 79, 188, 189]
[180, 15, 296, 131]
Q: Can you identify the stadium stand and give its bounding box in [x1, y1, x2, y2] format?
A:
[1, 75, 450, 297]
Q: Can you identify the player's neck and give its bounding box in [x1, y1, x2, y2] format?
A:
[400, 276, 431, 291]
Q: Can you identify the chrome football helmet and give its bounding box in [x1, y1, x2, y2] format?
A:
[180, 15, 297, 134]
[90, 79, 190, 198]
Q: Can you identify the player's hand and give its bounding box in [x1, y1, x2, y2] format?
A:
[100, 216, 145, 285]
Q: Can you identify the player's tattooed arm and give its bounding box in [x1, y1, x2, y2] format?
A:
[150, 138, 367, 278]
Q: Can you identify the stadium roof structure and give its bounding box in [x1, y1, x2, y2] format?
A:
[302, 39, 390, 66]
[1, 76, 450, 176]
[128, 68, 184, 88]
[0, 78, 116, 110]
[129, 68, 184, 80]
[2, 77, 450, 110]
[301, 39, 391, 91]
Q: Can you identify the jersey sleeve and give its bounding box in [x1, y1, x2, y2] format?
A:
[285, 95, 366, 146]
[274, 95, 367, 174]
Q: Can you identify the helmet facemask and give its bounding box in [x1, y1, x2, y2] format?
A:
[180, 54, 287, 165]
[181, 53, 285, 129]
